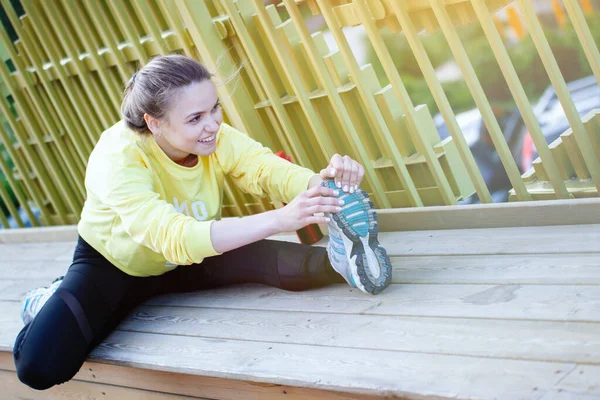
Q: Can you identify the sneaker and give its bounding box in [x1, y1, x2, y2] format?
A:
[322, 180, 392, 294]
[21, 276, 64, 325]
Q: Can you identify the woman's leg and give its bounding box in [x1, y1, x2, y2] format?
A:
[159, 239, 345, 294]
[13, 237, 159, 390]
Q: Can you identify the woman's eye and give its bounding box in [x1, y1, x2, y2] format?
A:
[190, 116, 201, 123]
[212, 104, 221, 112]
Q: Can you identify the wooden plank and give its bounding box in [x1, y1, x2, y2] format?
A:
[391, 253, 600, 285]
[0, 279, 51, 302]
[0, 301, 22, 351]
[83, 329, 572, 399]
[0, 242, 75, 261]
[373, 224, 600, 256]
[0, 369, 208, 399]
[145, 282, 600, 322]
[8, 245, 599, 285]
[374, 198, 600, 231]
[0, 260, 69, 280]
[121, 305, 600, 364]
[2, 198, 599, 244]
[0, 352, 386, 400]
[547, 365, 600, 399]
[276, 224, 600, 256]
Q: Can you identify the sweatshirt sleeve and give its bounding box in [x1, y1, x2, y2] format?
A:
[218, 125, 317, 203]
[86, 145, 221, 265]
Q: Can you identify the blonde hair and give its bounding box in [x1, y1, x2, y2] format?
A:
[121, 55, 213, 133]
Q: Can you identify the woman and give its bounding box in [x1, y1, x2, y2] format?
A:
[14, 54, 392, 390]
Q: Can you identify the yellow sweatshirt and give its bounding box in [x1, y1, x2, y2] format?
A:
[78, 121, 316, 277]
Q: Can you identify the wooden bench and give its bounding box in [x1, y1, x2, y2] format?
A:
[1, 199, 600, 399]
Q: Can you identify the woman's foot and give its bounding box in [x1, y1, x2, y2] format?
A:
[322, 180, 392, 294]
[21, 276, 64, 325]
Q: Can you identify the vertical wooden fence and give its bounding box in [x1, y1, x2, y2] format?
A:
[0, 0, 599, 229]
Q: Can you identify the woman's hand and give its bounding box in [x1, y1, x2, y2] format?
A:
[274, 185, 343, 232]
[319, 154, 365, 193]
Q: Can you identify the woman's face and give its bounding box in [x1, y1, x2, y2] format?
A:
[147, 79, 223, 162]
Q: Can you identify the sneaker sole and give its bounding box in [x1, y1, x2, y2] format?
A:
[322, 180, 392, 294]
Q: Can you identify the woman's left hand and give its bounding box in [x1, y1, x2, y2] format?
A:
[319, 154, 365, 193]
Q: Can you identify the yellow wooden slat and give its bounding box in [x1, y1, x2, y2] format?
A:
[251, 2, 336, 166]
[216, 0, 313, 169]
[470, 0, 569, 200]
[549, 139, 575, 180]
[0, 203, 10, 228]
[0, 139, 40, 227]
[130, 0, 169, 56]
[582, 110, 600, 161]
[16, 13, 87, 203]
[0, 115, 54, 226]
[284, 0, 407, 207]
[82, 0, 133, 85]
[107, 0, 150, 66]
[0, 96, 65, 225]
[561, 129, 590, 180]
[22, 0, 96, 156]
[354, 0, 457, 206]
[389, 1, 491, 203]
[155, 0, 196, 58]
[562, 0, 600, 88]
[429, 0, 531, 201]
[305, 2, 424, 206]
[61, 0, 122, 115]
[173, 0, 275, 155]
[0, 2, 83, 217]
[0, 164, 24, 228]
[41, 0, 115, 132]
[517, 0, 600, 192]
[230, 38, 286, 152]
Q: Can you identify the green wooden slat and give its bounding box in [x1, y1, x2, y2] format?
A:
[61, 0, 122, 115]
[131, 0, 169, 56]
[389, 1, 492, 203]
[41, 0, 115, 133]
[353, 0, 456, 205]
[429, 0, 531, 201]
[107, 0, 149, 66]
[0, 1, 80, 220]
[470, 0, 569, 200]
[517, 0, 600, 192]
[83, 0, 133, 85]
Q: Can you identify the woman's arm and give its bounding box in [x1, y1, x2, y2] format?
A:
[210, 184, 342, 254]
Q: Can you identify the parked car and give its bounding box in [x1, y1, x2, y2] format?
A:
[434, 75, 600, 203]
[516, 75, 600, 172]
[434, 105, 524, 203]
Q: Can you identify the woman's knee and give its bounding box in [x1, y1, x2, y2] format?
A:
[13, 296, 89, 390]
[16, 355, 64, 390]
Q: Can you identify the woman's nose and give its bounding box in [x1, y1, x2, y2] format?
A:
[205, 115, 220, 132]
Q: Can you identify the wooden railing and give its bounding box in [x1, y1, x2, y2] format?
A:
[0, 0, 599, 229]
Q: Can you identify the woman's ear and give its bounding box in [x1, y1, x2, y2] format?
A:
[144, 113, 161, 136]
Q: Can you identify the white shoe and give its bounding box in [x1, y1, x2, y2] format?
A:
[322, 180, 392, 294]
[21, 276, 63, 325]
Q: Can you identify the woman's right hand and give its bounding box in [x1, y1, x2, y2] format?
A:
[274, 185, 343, 233]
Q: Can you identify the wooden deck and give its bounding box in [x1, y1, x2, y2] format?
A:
[1, 199, 600, 399]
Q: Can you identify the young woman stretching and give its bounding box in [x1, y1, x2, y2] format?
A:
[14, 54, 392, 390]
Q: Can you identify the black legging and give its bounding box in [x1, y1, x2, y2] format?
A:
[13, 235, 342, 390]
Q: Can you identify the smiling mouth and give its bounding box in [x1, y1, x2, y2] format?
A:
[199, 134, 216, 144]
